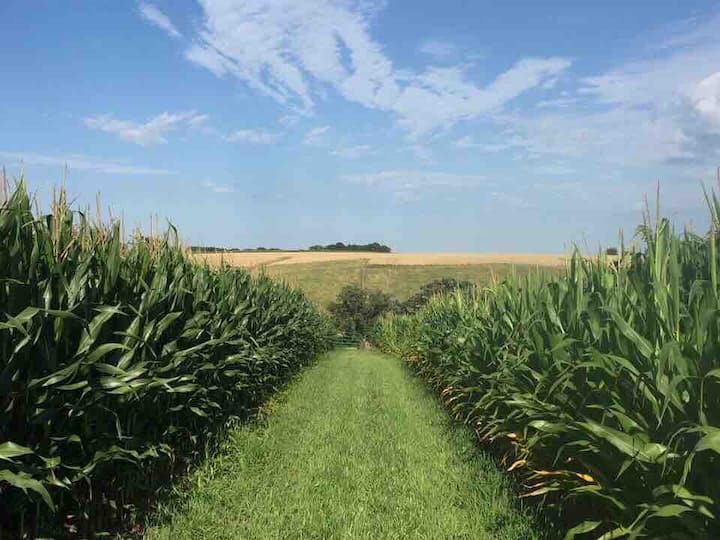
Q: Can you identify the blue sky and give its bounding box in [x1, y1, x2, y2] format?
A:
[1, 0, 719, 252]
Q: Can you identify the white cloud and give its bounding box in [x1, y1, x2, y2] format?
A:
[331, 144, 373, 158]
[453, 136, 477, 148]
[84, 111, 207, 146]
[497, 13, 720, 170]
[453, 135, 524, 153]
[185, 44, 231, 78]
[499, 108, 698, 165]
[303, 128, 376, 158]
[224, 129, 281, 144]
[303, 127, 374, 157]
[278, 114, 302, 127]
[183, 0, 571, 135]
[303, 125, 331, 146]
[343, 170, 486, 191]
[387, 58, 571, 136]
[141, 0, 720, 181]
[418, 40, 457, 60]
[186, 114, 210, 126]
[0, 151, 172, 175]
[405, 144, 434, 161]
[580, 46, 720, 110]
[202, 180, 235, 193]
[692, 72, 720, 128]
[536, 97, 579, 108]
[138, 2, 181, 38]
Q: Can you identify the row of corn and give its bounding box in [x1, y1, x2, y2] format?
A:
[0, 181, 334, 537]
[374, 194, 720, 539]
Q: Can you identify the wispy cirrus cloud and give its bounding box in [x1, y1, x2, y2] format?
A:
[224, 129, 281, 144]
[393, 58, 571, 135]
[84, 111, 207, 146]
[278, 114, 302, 127]
[418, 40, 457, 60]
[404, 144, 434, 162]
[330, 144, 374, 159]
[303, 126, 331, 146]
[138, 2, 181, 38]
[452, 12, 720, 174]
[343, 169, 486, 190]
[176, 0, 571, 136]
[302, 126, 374, 158]
[342, 168, 488, 203]
[0, 150, 172, 175]
[202, 180, 235, 193]
[453, 135, 525, 153]
[536, 96, 580, 109]
[134, 1, 720, 202]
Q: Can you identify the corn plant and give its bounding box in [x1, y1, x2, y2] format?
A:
[0, 180, 334, 537]
[374, 194, 720, 539]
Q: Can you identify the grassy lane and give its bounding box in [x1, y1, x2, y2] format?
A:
[147, 350, 541, 540]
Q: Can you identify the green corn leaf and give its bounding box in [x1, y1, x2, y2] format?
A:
[0, 470, 55, 511]
[564, 520, 602, 540]
[606, 308, 654, 359]
[0, 441, 35, 462]
[694, 428, 720, 455]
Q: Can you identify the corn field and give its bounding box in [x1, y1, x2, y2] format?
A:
[374, 194, 720, 539]
[0, 180, 334, 537]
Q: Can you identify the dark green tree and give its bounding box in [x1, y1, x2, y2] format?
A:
[328, 285, 397, 336]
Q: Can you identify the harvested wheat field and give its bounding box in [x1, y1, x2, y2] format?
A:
[192, 252, 568, 307]
[195, 251, 569, 269]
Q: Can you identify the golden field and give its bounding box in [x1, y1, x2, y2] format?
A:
[195, 251, 568, 269]
[191, 251, 566, 308]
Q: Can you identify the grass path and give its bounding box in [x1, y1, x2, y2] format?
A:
[147, 349, 541, 540]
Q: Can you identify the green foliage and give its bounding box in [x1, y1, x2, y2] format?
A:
[308, 241, 391, 252]
[328, 285, 396, 337]
[374, 194, 720, 539]
[0, 180, 333, 536]
[398, 278, 476, 314]
[188, 246, 282, 253]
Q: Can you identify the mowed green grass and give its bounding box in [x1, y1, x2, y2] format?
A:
[259, 260, 551, 308]
[147, 349, 541, 540]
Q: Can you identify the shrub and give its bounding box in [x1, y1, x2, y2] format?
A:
[398, 278, 476, 314]
[328, 285, 397, 337]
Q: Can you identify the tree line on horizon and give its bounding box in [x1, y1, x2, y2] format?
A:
[189, 241, 392, 253]
[308, 242, 391, 253]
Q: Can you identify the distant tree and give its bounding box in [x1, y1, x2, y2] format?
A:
[399, 278, 476, 314]
[189, 246, 283, 253]
[308, 242, 391, 253]
[328, 285, 398, 336]
[606, 247, 619, 256]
